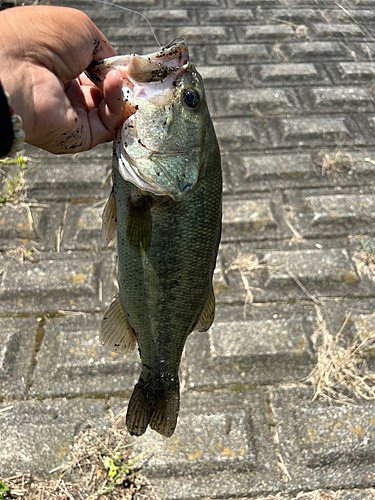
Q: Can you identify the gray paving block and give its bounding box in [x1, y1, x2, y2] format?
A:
[184, 309, 316, 389]
[257, 63, 322, 84]
[207, 43, 270, 63]
[222, 198, 279, 242]
[312, 23, 365, 39]
[62, 202, 114, 251]
[271, 386, 375, 491]
[0, 205, 37, 249]
[0, 398, 110, 478]
[286, 41, 347, 60]
[300, 193, 375, 233]
[205, 8, 255, 22]
[263, 248, 363, 299]
[214, 118, 267, 151]
[0, 253, 116, 313]
[25, 157, 111, 201]
[239, 24, 295, 41]
[31, 314, 140, 398]
[224, 153, 319, 192]
[335, 62, 375, 83]
[273, 116, 364, 148]
[266, 7, 325, 23]
[301, 86, 375, 113]
[175, 26, 233, 44]
[198, 65, 243, 87]
[213, 88, 297, 117]
[0, 317, 36, 399]
[219, 246, 375, 304]
[115, 390, 281, 499]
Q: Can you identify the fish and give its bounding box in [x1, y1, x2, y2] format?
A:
[86, 40, 222, 437]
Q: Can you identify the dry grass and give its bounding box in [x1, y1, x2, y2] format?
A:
[353, 238, 375, 283]
[0, 421, 158, 500]
[305, 306, 375, 403]
[320, 150, 353, 178]
[226, 253, 269, 317]
[252, 489, 375, 499]
[287, 272, 375, 402]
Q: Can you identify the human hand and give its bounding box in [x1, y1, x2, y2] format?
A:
[0, 5, 124, 154]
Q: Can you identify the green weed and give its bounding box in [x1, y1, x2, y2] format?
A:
[0, 154, 28, 205]
[0, 480, 10, 499]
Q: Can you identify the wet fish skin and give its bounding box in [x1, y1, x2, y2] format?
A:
[90, 42, 222, 437]
[114, 127, 221, 437]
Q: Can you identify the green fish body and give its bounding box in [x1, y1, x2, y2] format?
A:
[87, 41, 222, 437]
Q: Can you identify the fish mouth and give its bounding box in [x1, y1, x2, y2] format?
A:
[86, 40, 189, 90]
[86, 40, 195, 200]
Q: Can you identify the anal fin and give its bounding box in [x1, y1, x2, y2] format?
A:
[102, 189, 117, 246]
[196, 285, 215, 332]
[101, 295, 137, 354]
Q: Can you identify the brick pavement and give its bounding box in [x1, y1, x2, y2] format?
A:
[1, 0, 375, 497]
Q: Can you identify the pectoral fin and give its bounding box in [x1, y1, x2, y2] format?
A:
[101, 295, 137, 354]
[102, 190, 117, 246]
[127, 196, 152, 252]
[196, 286, 215, 332]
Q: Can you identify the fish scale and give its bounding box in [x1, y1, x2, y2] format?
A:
[87, 40, 222, 437]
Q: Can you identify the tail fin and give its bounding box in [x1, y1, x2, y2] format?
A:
[126, 375, 180, 437]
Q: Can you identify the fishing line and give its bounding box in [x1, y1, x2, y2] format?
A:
[81, 0, 162, 48]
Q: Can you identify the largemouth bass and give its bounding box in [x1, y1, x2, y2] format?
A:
[87, 40, 222, 437]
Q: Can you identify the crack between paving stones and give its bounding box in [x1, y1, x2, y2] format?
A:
[56, 202, 69, 252]
[265, 389, 291, 487]
[24, 316, 46, 398]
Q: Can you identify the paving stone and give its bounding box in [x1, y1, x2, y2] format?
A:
[25, 157, 111, 201]
[214, 118, 266, 150]
[140, 9, 192, 25]
[0, 317, 36, 399]
[0, 204, 38, 250]
[302, 193, 375, 233]
[207, 43, 270, 63]
[171, 0, 224, 5]
[262, 248, 367, 301]
[334, 62, 375, 83]
[222, 198, 278, 241]
[255, 63, 328, 86]
[238, 24, 295, 41]
[184, 311, 316, 388]
[62, 202, 114, 251]
[0, 253, 116, 313]
[224, 153, 319, 192]
[213, 88, 297, 116]
[272, 116, 362, 147]
[266, 8, 325, 23]
[204, 8, 255, 22]
[271, 386, 375, 490]
[198, 65, 243, 88]
[301, 86, 375, 113]
[31, 314, 140, 398]
[174, 26, 232, 44]
[118, 390, 281, 498]
[0, 399, 110, 478]
[286, 41, 347, 60]
[312, 23, 365, 39]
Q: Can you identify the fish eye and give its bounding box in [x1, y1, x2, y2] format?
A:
[182, 89, 200, 108]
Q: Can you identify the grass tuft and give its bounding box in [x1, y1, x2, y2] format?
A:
[0, 420, 157, 499]
[0, 154, 28, 205]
